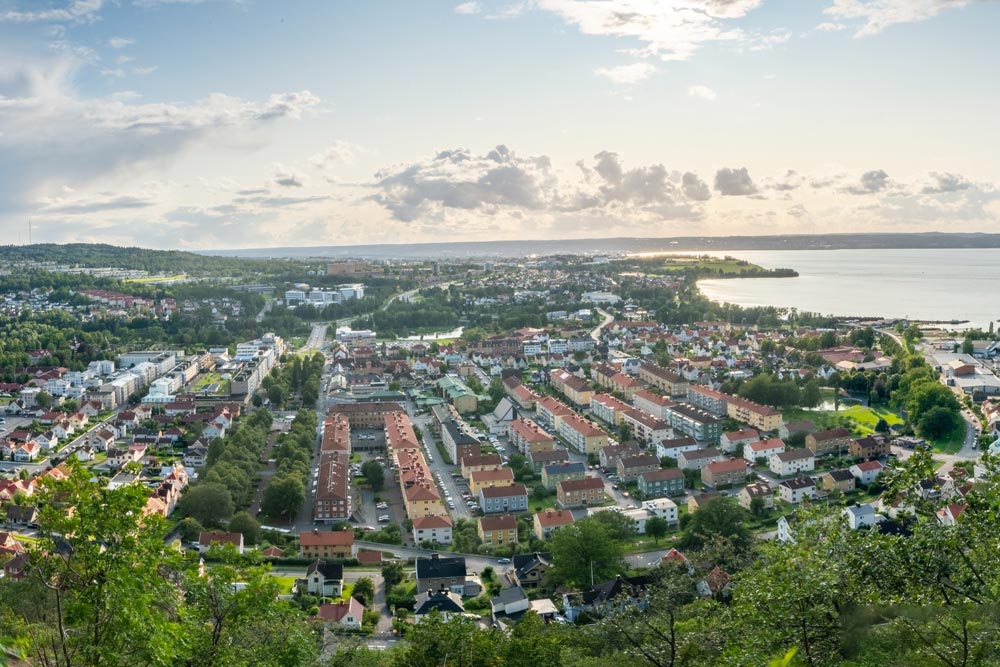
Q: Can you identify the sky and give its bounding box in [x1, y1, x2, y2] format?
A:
[1, 0, 999, 250]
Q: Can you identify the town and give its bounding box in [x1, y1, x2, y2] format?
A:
[1, 247, 998, 666]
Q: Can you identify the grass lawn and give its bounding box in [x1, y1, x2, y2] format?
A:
[782, 405, 902, 437]
[271, 575, 298, 594]
[839, 406, 903, 434]
[930, 424, 966, 454]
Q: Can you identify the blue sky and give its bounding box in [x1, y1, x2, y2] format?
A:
[1, 0, 998, 249]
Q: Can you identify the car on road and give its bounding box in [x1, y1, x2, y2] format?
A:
[496, 558, 511, 565]
[378, 515, 391, 523]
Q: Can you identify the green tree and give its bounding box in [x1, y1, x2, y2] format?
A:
[261, 476, 306, 519]
[178, 482, 235, 526]
[360, 460, 385, 492]
[918, 405, 961, 440]
[267, 384, 287, 408]
[352, 577, 375, 606]
[874, 417, 890, 433]
[34, 391, 52, 408]
[801, 378, 821, 408]
[549, 516, 625, 588]
[679, 496, 753, 554]
[178, 516, 204, 542]
[382, 561, 405, 589]
[644, 516, 669, 544]
[229, 511, 262, 545]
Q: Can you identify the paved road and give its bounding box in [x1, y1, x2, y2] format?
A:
[590, 307, 614, 342]
[303, 324, 328, 351]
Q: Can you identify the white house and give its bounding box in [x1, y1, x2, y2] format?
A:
[843, 503, 881, 530]
[655, 437, 699, 460]
[778, 477, 816, 504]
[849, 460, 886, 486]
[769, 449, 815, 477]
[745, 438, 785, 464]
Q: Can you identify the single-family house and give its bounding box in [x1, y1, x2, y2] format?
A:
[822, 469, 856, 493]
[778, 477, 816, 504]
[315, 598, 364, 629]
[738, 482, 774, 511]
[300, 560, 344, 597]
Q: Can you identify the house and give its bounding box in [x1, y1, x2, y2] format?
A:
[183, 442, 209, 468]
[850, 460, 886, 486]
[745, 438, 785, 464]
[778, 477, 816, 504]
[528, 448, 570, 473]
[460, 453, 504, 479]
[677, 447, 723, 470]
[687, 491, 721, 513]
[300, 560, 345, 597]
[415, 553, 467, 594]
[556, 477, 605, 508]
[843, 503, 881, 530]
[599, 442, 641, 470]
[738, 482, 774, 511]
[315, 598, 364, 629]
[655, 436, 699, 460]
[822, 469, 856, 493]
[779, 420, 815, 440]
[936, 502, 967, 526]
[469, 468, 515, 495]
[541, 461, 586, 490]
[412, 515, 454, 545]
[533, 508, 575, 539]
[478, 514, 518, 547]
[509, 551, 552, 588]
[13, 441, 40, 462]
[479, 483, 529, 514]
[720, 428, 760, 454]
[701, 458, 749, 488]
[616, 454, 660, 483]
[697, 566, 732, 599]
[3, 552, 28, 580]
[562, 575, 650, 622]
[4, 505, 38, 528]
[769, 449, 815, 477]
[850, 434, 890, 460]
[199, 531, 244, 554]
[261, 546, 284, 558]
[86, 428, 116, 452]
[806, 427, 853, 456]
[490, 586, 531, 624]
[637, 468, 685, 498]
[298, 529, 356, 559]
[414, 588, 465, 621]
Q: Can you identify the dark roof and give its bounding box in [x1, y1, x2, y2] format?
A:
[306, 559, 344, 580]
[573, 575, 650, 606]
[512, 551, 551, 579]
[826, 469, 855, 482]
[491, 586, 528, 608]
[781, 477, 816, 490]
[641, 468, 684, 482]
[414, 589, 465, 615]
[415, 553, 466, 580]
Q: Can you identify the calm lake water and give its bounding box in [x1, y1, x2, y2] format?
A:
[697, 249, 1000, 331]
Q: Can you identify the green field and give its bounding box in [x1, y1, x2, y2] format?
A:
[782, 405, 902, 437]
[125, 273, 187, 284]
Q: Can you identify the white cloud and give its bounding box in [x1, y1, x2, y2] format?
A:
[688, 84, 717, 101]
[0, 0, 103, 23]
[824, 0, 974, 37]
[815, 21, 848, 31]
[536, 0, 764, 62]
[594, 62, 658, 84]
[370, 145, 708, 224]
[108, 37, 135, 49]
[0, 57, 319, 215]
[454, 1, 482, 14]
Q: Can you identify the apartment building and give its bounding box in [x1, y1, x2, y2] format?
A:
[665, 404, 722, 443]
[508, 417, 556, 455]
[557, 477, 605, 508]
[558, 412, 609, 455]
[638, 363, 689, 396]
[631, 389, 677, 421]
[727, 396, 782, 432]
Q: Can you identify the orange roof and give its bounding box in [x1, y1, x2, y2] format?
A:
[535, 508, 574, 527]
[412, 515, 452, 529]
[299, 530, 355, 547]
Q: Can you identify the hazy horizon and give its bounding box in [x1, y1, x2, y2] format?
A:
[2, 0, 999, 250]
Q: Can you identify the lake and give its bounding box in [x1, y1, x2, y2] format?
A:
[697, 248, 1000, 331]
